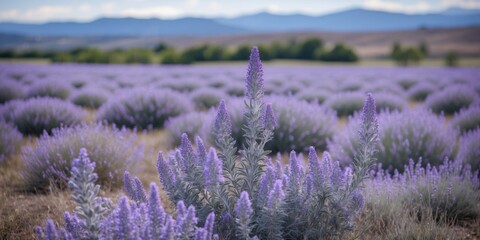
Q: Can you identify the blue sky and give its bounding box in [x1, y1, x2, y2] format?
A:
[1, 0, 479, 23]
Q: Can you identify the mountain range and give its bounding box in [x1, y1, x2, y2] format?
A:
[0, 7, 479, 37]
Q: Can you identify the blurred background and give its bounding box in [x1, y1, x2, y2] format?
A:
[0, 0, 479, 66]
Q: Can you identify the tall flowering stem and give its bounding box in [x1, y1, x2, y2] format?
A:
[349, 93, 379, 192]
[68, 148, 112, 240]
[240, 46, 273, 199]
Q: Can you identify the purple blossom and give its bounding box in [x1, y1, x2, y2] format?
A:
[161, 216, 175, 240]
[116, 197, 131, 239]
[148, 183, 165, 239]
[235, 191, 253, 225]
[245, 46, 264, 100]
[214, 100, 232, 135]
[46, 219, 58, 240]
[203, 148, 225, 189]
[266, 180, 285, 209]
[156, 151, 176, 195]
[263, 103, 277, 130]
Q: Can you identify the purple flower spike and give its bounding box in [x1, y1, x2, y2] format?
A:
[267, 180, 285, 209]
[203, 148, 225, 189]
[264, 103, 277, 130]
[161, 216, 175, 240]
[214, 100, 232, 135]
[360, 93, 378, 142]
[308, 146, 320, 177]
[246, 46, 264, 100]
[180, 133, 198, 165]
[45, 219, 58, 240]
[157, 151, 176, 194]
[235, 191, 253, 224]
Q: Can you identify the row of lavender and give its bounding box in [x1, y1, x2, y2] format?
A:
[1, 63, 479, 164]
[1, 64, 479, 113]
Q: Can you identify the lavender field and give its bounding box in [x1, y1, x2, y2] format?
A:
[1, 50, 480, 239]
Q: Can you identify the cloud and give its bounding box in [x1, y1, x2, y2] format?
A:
[186, 0, 200, 8]
[0, 4, 98, 22]
[441, 0, 480, 8]
[266, 4, 282, 13]
[0, 5, 76, 22]
[363, 0, 434, 13]
[121, 6, 184, 19]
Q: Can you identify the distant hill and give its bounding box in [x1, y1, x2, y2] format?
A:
[0, 8, 480, 37]
[0, 17, 247, 37]
[217, 8, 480, 32]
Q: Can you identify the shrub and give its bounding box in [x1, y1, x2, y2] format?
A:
[297, 88, 330, 104]
[396, 78, 418, 90]
[373, 92, 408, 112]
[165, 110, 214, 146]
[71, 88, 109, 109]
[329, 109, 456, 171]
[97, 89, 193, 130]
[324, 91, 365, 117]
[27, 80, 71, 100]
[0, 120, 22, 164]
[452, 105, 480, 134]
[190, 88, 226, 111]
[266, 96, 338, 152]
[154, 47, 376, 239]
[425, 85, 478, 114]
[370, 159, 479, 222]
[457, 129, 480, 171]
[22, 122, 143, 191]
[0, 80, 24, 104]
[36, 149, 215, 240]
[408, 82, 437, 102]
[1, 97, 85, 135]
[363, 160, 479, 238]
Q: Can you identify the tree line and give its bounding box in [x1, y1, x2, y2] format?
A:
[0, 37, 359, 64]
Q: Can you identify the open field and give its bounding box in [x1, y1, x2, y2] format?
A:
[1, 60, 480, 239]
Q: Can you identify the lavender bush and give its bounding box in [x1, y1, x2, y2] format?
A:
[452, 105, 480, 134]
[266, 96, 338, 152]
[407, 81, 437, 102]
[324, 91, 365, 117]
[0, 79, 24, 104]
[22, 122, 143, 191]
[0, 97, 85, 135]
[155, 47, 377, 239]
[329, 109, 456, 171]
[27, 80, 71, 100]
[165, 110, 214, 146]
[368, 159, 479, 222]
[297, 88, 331, 104]
[190, 88, 227, 111]
[456, 129, 480, 171]
[98, 89, 193, 130]
[36, 149, 216, 240]
[425, 85, 478, 114]
[0, 120, 22, 164]
[372, 92, 408, 112]
[71, 88, 109, 109]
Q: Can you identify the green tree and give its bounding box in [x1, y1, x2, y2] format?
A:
[445, 51, 459, 67]
[229, 45, 252, 60]
[319, 43, 359, 62]
[154, 42, 169, 53]
[295, 37, 323, 60]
